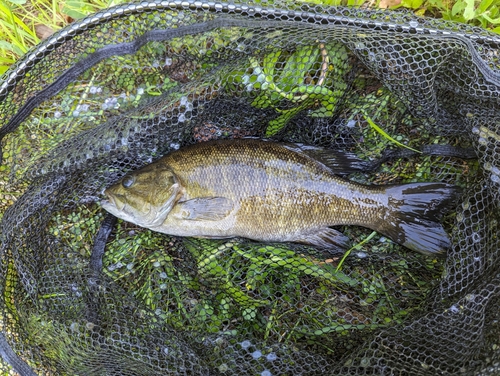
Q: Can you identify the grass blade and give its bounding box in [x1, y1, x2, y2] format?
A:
[364, 115, 421, 153]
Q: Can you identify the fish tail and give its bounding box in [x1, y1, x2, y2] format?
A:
[377, 183, 461, 256]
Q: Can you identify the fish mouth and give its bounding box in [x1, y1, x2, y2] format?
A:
[101, 190, 125, 211]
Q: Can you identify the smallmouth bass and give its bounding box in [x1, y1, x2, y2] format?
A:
[101, 139, 461, 256]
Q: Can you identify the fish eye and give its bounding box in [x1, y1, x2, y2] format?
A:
[121, 176, 135, 188]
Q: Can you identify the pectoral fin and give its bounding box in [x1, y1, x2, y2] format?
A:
[294, 227, 350, 253]
[177, 197, 233, 221]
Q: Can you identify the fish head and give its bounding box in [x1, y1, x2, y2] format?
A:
[101, 163, 181, 227]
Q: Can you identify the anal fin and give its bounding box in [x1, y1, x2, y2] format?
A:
[293, 227, 350, 253]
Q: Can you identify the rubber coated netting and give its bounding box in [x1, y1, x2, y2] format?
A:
[0, 1, 499, 375]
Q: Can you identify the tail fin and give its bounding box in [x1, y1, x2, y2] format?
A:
[377, 183, 461, 256]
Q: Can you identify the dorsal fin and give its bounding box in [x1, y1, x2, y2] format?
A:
[282, 143, 371, 175]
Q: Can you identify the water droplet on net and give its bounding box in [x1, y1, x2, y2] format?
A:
[465, 293, 476, 302]
[165, 57, 173, 66]
[409, 20, 419, 28]
[256, 73, 266, 83]
[346, 119, 356, 128]
[218, 364, 229, 372]
[180, 96, 189, 106]
[240, 340, 251, 349]
[356, 251, 368, 259]
[252, 350, 262, 359]
[89, 86, 102, 94]
[214, 337, 224, 346]
[54, 111, 62, 119]
[266, 352, 277, 361]
[491, 174, 500, 183]
[478, 137, 488, 146]
[103, 97, 118, 109]
[261, 370, 272, 376]
[76, 104, 89, 112]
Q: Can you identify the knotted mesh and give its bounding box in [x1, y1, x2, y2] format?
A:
[0, 1, 499, 374]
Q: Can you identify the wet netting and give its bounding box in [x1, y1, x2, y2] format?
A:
[0, 1, 499, 375]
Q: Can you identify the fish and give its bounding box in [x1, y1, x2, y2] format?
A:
[101, 139, 461, 256]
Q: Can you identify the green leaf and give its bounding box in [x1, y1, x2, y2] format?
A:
[400, 0, 424, 9]
[451, 0, 466, 17]
[482, 13, 500, 24]
[251, 92, 273, 109]
[290, 85, 335, 97]
[478, 0, 495, 13]
[222, 282, 269, 309]
[236, 245, 359, 287]
[265, 102, 310, 136]
[62, 0, 92, 20]
[0, 40, 15, 51]
[364, 116, 421, 153]
[463, 0, 476, 21]
[426, 0, 444, 9]
[279, 45, 319, 89]
[262, 50, 281, 77]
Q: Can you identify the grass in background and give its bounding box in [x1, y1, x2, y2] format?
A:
[0, 0, 127, 75]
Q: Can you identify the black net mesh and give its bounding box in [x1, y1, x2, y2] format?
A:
[0, 1, 499, 374]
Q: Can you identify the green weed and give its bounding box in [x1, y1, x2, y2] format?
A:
[397, 0, 500, 33]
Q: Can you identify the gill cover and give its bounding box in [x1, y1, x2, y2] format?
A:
[103, 163, 181, 227]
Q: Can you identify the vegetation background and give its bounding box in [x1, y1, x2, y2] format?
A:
[0, 0, 500, 76]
